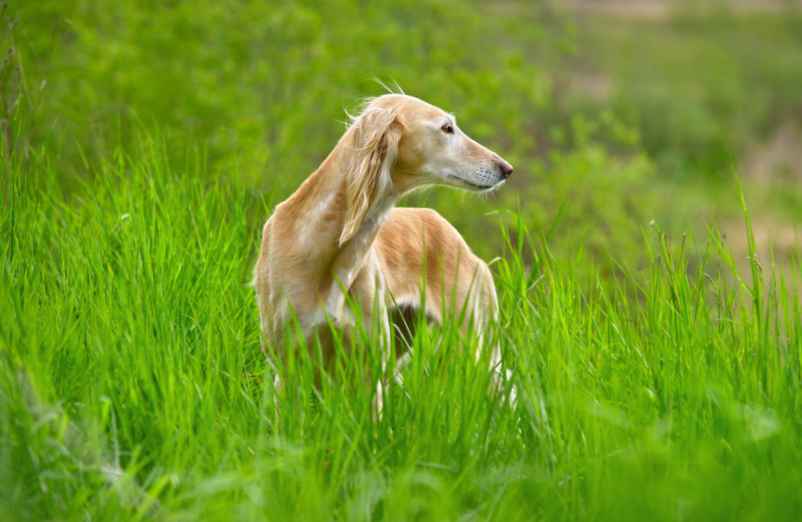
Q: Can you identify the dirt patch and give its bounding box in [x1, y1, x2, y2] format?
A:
[557, 0, 671, 19]
[567, 71, 614, 102]
[722, 217, 800, 290]
[557, 0, 802, 19]
[743, 122, 802, 183]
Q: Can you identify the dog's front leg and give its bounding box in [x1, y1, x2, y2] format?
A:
[340, 251, 394, 419]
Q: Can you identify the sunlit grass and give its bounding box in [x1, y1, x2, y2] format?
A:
[2, 141, 801, 521]
[4, 1, 802, 518]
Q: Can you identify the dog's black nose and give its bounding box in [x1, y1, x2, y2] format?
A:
[496, 159, 514, 179]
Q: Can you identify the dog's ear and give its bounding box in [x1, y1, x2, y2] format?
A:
[339, 107, 402, 246]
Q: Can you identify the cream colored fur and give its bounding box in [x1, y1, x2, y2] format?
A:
[253, 94, 514, 404]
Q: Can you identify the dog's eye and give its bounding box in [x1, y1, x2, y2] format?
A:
[441, 123, 454, 134]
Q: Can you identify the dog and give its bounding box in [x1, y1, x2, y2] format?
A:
[253, 93, 513, 404]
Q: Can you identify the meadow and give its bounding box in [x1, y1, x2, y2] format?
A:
[3, 1, 802, 520]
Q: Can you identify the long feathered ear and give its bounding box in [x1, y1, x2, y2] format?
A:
[339, 106, 402, 246]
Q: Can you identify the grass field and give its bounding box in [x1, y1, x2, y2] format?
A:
[3, 1, 802, 520]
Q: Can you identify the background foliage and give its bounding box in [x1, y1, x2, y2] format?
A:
[3, 1, 802, 520]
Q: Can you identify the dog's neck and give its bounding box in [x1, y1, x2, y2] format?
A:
[295, 148, 399, 317]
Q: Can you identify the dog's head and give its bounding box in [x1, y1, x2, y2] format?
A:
[369, 94, 512, 193]
[339, 94, 512, 244]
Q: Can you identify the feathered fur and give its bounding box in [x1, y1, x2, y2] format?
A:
[253, 93, 515, 407]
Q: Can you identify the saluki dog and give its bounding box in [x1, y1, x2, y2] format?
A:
[254, 93, 514, 405]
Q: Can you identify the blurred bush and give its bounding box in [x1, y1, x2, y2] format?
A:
[13, 1, 552, 190]
[9, 1, 802, 271]
[578, 11, 802, 178]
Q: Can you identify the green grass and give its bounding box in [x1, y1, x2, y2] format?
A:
[4, 1, 802, 520]
[3, 139, 802, 521]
